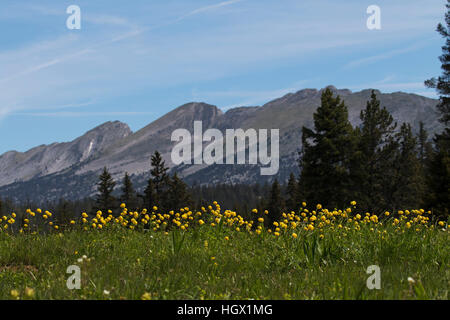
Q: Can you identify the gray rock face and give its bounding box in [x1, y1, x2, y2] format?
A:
[0, 87, 443, 202]
[0, 121, 131, 186]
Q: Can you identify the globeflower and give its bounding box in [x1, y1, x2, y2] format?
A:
[24, 287, 35, 298]
[10, 289, 20, 299]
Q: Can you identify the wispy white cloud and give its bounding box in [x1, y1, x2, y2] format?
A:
[0, 0, 443, 124]
[343, 42, 431, 69]
[183, 0, 244, 17]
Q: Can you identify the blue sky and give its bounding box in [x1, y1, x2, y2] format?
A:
[0, 0, 446, 154]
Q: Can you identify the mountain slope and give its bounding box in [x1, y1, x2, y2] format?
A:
[0, 121, 131, 186]
[0, 87, 442, 203]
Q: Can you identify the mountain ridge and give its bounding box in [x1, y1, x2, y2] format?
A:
[0, 86, 443, 203]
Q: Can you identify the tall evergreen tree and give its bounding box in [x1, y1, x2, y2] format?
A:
[425, 0, 450, 126]
[416, 122, 433, 208]
[299, 88, 355, 209]
[95, 167, 116, 213]
[426, 138, 450, 216]
[120, 172, 136, 209]
[267, 179, 283, 226]
[418, 122, 433, 164]
[390, 124, 423, 210]
[350, 91, 397, 213]
[150, 151, 170, 210]
[167, 173, 192, 211]
[142, 178, 156, 210]
[286, 173, 299, 212]
[424, 1, 450, 216]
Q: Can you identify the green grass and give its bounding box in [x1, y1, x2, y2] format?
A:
[0, 223, 448, 300]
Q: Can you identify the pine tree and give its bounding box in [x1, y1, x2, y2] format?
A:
[350, 91, 397, 213]
[426, 138, 450, 216]
[418, 122, 433, 164]
[390, 124, 423, 210]
[424, 1, 450, 216]
[150, 151, 169, 207]
[120, 172, 136, 209]
[168, 173, 192, 211]
[299, 88, 355, 209]
[416, 122, 433, 208]
[286, 173, 299, 212]
[142, 178, 156, 210]
[267, 179, 283, 225]
[425, 0, 450, 126]
[95, 167, 116, 214]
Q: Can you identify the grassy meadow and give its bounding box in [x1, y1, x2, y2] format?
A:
[0, 202, 448, 300]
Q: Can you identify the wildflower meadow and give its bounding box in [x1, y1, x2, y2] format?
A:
[0, 201, 448, 300]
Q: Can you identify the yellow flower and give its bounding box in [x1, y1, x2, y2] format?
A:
[350, 201, 356, 206]
[258, 218, 264, 223]
[141, 292, 152, 300]
[70, 220, 76, 225]
[316, 204, 322, 210]
[225, 236, 229, 241]
[292, 233, 298, 239]
[438, 221, 445, 227]
[24, 287, 35, 298]
[302, 202, 307, 207]
[10, 289, 20, 299]
[120, 203, 126, 209]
